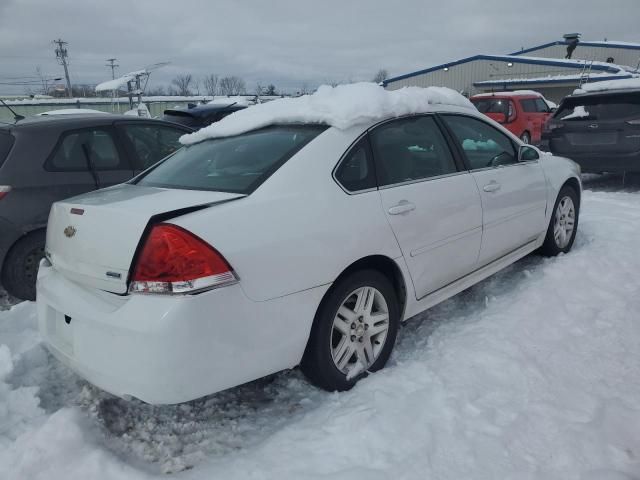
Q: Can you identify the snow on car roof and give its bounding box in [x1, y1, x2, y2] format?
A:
[472, 90, 544, 98]
[180, 82, 474, 145]
[573, 77, 640, 95]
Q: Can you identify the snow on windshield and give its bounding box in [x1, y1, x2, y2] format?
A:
[180, 82, 474, 145]
[561, 105, 590, 120]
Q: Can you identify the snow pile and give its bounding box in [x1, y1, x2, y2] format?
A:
[1, 188, 640, 479]
[574, 77, 640, 94]
[181, 83, 474, 145]
[562, 105, 590, 120]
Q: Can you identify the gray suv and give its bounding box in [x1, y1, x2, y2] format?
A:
[543, 88, 640, 173]
[0, 114, 191, 300]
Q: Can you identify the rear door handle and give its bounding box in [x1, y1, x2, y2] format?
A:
[388, 200, 416, 215]
[483, 181, 501, 193]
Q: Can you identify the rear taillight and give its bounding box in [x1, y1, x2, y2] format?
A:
[0, 186, 11, 200]
[129, 223, 237, 294]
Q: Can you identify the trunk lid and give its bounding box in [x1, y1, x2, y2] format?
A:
[46, 184, 245, 294]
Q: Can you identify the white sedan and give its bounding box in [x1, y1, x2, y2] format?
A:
[37, 84, 581, 404]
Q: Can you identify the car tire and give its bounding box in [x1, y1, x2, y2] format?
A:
[540, 185, 579, 256]
[520, 132, 531, 144]
[1, 230, 46, 301]
[301, 269, 399, 391]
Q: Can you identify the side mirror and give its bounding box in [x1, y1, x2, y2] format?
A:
[518, 145, 540, 162]
[496, 112, 508, 124]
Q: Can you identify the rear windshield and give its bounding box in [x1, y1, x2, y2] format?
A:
[134, 125, 326, 194]
[471, 98, 509, 115]
[555, 93, 640, 121]
[0, 132, 15, 168]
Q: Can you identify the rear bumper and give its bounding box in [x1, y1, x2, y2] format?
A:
[37, 263, 328, 404]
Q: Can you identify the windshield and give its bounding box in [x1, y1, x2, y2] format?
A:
[555, 93, 640, 121]
[471, 98, 509, 115]
[135, 125, 326, 194]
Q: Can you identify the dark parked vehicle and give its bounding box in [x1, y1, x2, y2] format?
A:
[543, 88, 640, 173]
[0, 114, 191, 300]
[162, 101, 247, 129]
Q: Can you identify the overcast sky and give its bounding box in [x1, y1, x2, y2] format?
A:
[1, 0, 639, 95]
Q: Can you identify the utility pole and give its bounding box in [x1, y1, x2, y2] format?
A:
[53, 38, 72, 98]
[105, 58, 119, 111]
[105, 58, 119, 80]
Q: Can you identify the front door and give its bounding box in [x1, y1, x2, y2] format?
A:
[440, 114, 548, 266]
[370, 115, 483, 299]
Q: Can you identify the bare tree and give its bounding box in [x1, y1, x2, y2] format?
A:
[372, 69, 388, 84]
[219, 76, 246, 95]
[255, 82, 265, 96]
[265, 84, 277, 96]
[202, 74, 219, 96]
[171, 74, 193, 96]
[35, 66, 54, 95]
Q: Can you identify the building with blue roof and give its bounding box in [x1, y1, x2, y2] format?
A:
[383, 35, 640, 102]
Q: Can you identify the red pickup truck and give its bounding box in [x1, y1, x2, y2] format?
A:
[470, 91, 554, 145]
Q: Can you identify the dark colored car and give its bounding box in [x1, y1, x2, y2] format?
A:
[543, 88, 640, 173]
[0, 114, 191, 300]
[162, 101, 247, 129]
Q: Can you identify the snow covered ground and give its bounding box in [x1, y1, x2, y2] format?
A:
[1, 175, 639, 480]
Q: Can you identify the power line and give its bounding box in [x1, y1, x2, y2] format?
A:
[53, 38, 72, 98]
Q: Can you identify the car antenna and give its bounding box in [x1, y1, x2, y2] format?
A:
[0, 99, 25, 122]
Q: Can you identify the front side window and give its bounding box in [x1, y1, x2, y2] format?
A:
[121, 124, 186, 170]
[534, 98, 550, 113]
[520, 99, 538, 113]
[370, 116, 457, 186]
[135, 125, 326, 194]
[335, 140, 376, 192]
[47, 128, 123, 171]
[442, 115, 517, 169]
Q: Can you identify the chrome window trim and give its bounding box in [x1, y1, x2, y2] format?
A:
[378, 170, 468, 190]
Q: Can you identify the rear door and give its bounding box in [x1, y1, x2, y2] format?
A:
[371, 115, 483, 299]
[116, 122, 189, 173]
[440, 114, 547, 266]
[551, 92, 640, 156]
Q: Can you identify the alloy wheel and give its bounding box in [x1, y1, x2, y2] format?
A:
[553, 196, 575, 249]
[330, 286, 390, 379]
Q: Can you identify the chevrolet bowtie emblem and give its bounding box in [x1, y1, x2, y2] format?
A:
[64, 226, 76, 238]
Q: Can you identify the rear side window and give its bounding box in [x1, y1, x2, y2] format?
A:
[0, 132, 14, 168]
[556, 93, 640, 121]
[135, 125, 326, 194]
[47, 128, 124, 171]
[335, 139, 376, 192]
